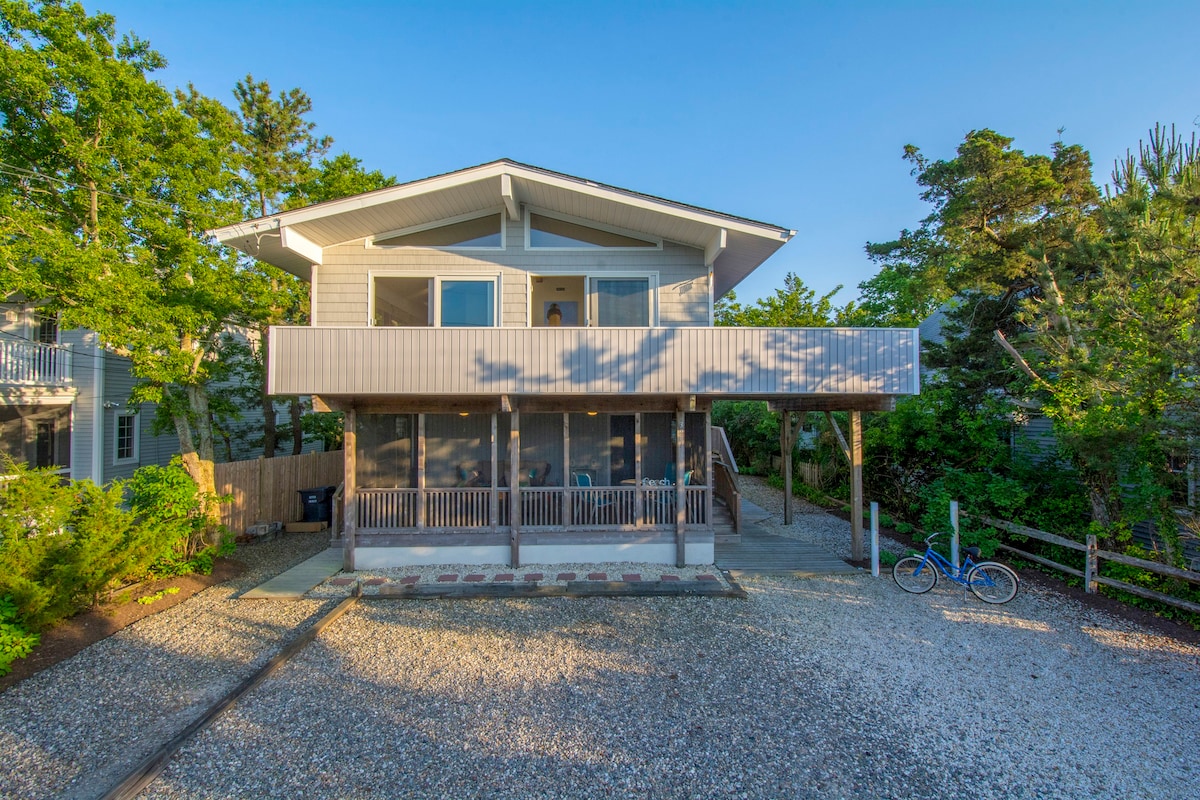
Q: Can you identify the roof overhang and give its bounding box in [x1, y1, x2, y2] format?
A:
[208, 159, 795, 296]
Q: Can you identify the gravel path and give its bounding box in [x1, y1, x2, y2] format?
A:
[3, 483, 1199, 800]
[0, 532, 333, 800]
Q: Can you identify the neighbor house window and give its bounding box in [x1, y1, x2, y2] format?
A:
[115, 412, 138, 463]
[528, 212, 657, 249]
[372, 213, 503, 248]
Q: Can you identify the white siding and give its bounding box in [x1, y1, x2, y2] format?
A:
[313, 218, 709, 328]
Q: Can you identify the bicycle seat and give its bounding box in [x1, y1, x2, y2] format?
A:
[964, 546, 981, 559]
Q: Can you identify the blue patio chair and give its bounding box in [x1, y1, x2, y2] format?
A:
[572, 472, 612, 524]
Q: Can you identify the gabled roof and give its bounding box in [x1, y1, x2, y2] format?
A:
[208, 159, 794, 297]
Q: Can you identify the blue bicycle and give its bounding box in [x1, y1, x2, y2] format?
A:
[893, 532, 1019, 604]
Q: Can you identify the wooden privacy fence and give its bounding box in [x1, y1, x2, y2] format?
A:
[215, 450, 344, 534]
[978, 515, 1200, 615]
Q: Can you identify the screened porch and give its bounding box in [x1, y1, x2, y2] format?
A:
[352, 410, 712, 534]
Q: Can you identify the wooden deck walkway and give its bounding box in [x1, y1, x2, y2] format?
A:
[716, 522, 859, 577]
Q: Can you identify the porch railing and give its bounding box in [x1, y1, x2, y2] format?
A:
[356, 485, 709, 531]
[0, 340, 71, 386]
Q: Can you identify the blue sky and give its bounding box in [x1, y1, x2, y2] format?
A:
[92, 0, 1199, 305]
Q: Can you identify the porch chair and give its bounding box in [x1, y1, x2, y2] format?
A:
[572, 472, 613, 524]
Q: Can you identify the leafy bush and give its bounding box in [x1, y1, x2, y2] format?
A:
[0, 460, 225, 640]
[0, 595, 38, 676]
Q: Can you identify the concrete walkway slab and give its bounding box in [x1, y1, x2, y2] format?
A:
[242, 547, 343, 599]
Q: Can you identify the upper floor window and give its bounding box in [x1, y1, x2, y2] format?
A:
[527, 212, 658, 249]
[373, 275, 500, 328]
[371, 212, 503, 249]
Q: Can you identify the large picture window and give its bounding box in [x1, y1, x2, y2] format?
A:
[594, 278, 651, 327]
[372, 275, 500, 327]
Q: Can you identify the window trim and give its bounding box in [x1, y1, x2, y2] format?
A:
[113, 411, 139, 465]
[365, 209, 507, 251]
[369, 271, 503, 328]
[524, 207, 663, 252]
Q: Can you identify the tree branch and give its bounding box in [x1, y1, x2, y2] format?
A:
[993, 330, 1049, 386]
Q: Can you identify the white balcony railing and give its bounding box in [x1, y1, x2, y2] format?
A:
[0, 340, 72, 387]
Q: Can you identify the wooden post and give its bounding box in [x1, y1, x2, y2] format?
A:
[675, 411, 686, 568]
[510, 409, 520, 567]
[342, 407, 356, 572]
[705, 410, 714, 531]
[416, 414, 426, 530]
[562, 413, 571, 529]
[634, 413, 643, 527]
[256, 456, 265, 524]
[849, 410, 863, 562]
[870, 501, 880, 578]
[950, 500, 960, 570]
[1085, 533, 1098, 593]
[490, 413, 498, 532]
[781, 411, 794, 525]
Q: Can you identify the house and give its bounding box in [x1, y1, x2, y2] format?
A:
[0, 300, 177, 482]
[211, 159, 920, 569]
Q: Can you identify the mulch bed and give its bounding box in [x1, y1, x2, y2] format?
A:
[0, 558, 246, 693]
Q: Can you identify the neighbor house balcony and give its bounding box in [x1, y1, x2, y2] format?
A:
[0, 340, 73, 392]
[267, 326, 919, 404]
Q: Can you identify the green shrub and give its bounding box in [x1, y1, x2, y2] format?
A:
[0, 595, 38, 676]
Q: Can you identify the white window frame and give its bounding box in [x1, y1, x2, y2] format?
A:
[113, 411, 139, 465]
[524, 271, 659, 327]
[364, 209, 507, 252]
[524, 207, 663, 252]
[369, 271, 503, 328]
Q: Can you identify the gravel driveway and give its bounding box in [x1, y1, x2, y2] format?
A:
[2, 481, 1198, 800]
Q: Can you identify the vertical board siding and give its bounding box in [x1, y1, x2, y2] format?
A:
[214, 449, 344, 534]
[271, 326, 919, 397]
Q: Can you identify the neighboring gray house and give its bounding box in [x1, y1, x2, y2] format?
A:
[0, 301, 176, 482]
[212, 159, 921, 568]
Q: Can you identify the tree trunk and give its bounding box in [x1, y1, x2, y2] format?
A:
[290, 397, 303, 455]
[170, 384, 221, 532]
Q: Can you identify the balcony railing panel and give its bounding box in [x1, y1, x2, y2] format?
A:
[354, 484, 708, 531]
[269, 326, 919, 398]
[0, 340, 72, 387]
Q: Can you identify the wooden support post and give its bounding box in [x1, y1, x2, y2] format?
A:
[781, 411, 794, 525]
[676, 411, 686, 567]
[416, 414, 426, 530]
[705, 410, 714, 531]
[562, 413, 571, 528]
[510, 409, 521, 567]
[634, 413, 643, 527]
[950, 500, 960, 570]
[490, 414, 498, 532]
[1085, 533, 1098, 593]
[849, 410, 863, 562]
[870, 501, 880, 578]
[342, 407, 356, 572]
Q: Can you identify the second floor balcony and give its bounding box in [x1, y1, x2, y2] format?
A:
[0, 339, 72, 389]
[267, 326, 919, 404]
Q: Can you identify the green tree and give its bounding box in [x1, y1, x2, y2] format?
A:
[0, 0, 242, 516]
[715, 272, 846, 327]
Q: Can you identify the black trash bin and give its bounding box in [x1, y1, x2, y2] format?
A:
[298, 486, 336, 523]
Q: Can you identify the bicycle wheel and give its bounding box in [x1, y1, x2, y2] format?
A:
[966, 562, 1019, 604]
[893, 556, 938, 593]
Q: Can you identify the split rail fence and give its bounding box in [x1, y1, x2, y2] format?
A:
[214, 450, 344, 534]
[977, 515, 1200, 615]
